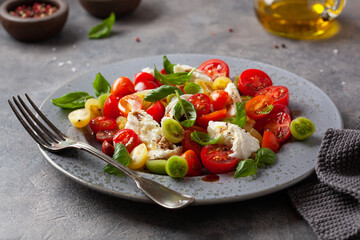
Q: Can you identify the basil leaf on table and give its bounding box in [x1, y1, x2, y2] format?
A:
[93, 73, 111, 97]
[103, 143, 132, 176]
[232, 102, 247, 128]
[51, 92, 93, 109]
[234, 159, 258, 178]
[184, 82, 203, 94]
[190, 131, 221, 146]
[143, 85, 183, 102]
[88, 12, 116, 39]
[154, 66, 193, 85]
[174, 91, 196, 127]
[255, 147, 276, 167]
[258, 105, 274, 114]
[163, 55, 176, 74]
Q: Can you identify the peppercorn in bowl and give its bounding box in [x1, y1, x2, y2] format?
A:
[0, 0, 68, 42]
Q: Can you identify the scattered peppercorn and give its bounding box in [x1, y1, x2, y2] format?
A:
[281, 43, 286, 48]
[274, 44, 279, 49]
[9, 2, 58, 18]
[135, 37, 140, 42]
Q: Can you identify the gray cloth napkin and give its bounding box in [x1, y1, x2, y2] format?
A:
[289, 128, 360, 240]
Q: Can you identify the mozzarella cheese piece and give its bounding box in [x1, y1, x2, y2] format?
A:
[125, 110, 182, 159]
[141, 67, 154, 76]
[164, 94, 192, 118]
[207, 121, 260, 160]
[173, 64, 212, 83]
[224, 82, 242, 118]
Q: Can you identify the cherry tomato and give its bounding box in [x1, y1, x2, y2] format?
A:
[160, 69, 167, 75]
[182, 129, 203, 159]
[102, 140, 115, 156]
[201, 144, 239, 174]
[238, 69, 273, 96]
[209, 90, 233, 111]
[118, 94, 143, 117]
[254, 104, 290, 132]
[245, 95, 274, 120]
[103, 95, 121, 119]
[146, 101, 165, 123]
[255, 86, 289, 106]
[135, 81, 159, 91]
[113, 129, 141, 153]
[89, 116, 117, 133]
[198, 59, 230, 80]
[263, 112, 291, 143]
[134, 72, 159, 91]
[181, 150, 203, 176]
[188, 93, 211, 116]
[262, 131, 280, 152]
[196, 109, 227, 128]
[96, 129, 119, 143]
[270, 104, 291, 116]
[110, 77, 135, 98]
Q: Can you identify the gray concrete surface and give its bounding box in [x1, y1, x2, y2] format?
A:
[0, 0, 359, 239]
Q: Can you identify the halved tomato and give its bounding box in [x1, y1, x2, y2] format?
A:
[198, 59, 230, 80]
[238, 69, 273, 96]
[254, 104, 290, 132]
[255, 86, 289, 106]
[182, 129, 203, 159]
[118, 94, 143, 117]
[89, 116, 116, 133]
[113, 129, 141, 153]
[196, 109, 227, 128]
[188, 93, 211, 117]
[181, 150, 203, 176]
[245, 95, 274, 120]
[201, 144, 239, 174]
[262, 131, 280, 152]
[96, 129, 119, 143]
[263, 112, 291, 143]
[102, 140, 115, 156]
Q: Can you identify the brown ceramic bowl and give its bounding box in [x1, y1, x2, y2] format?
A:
[0, 0, 68, 42]
[79, 0, 141, 18]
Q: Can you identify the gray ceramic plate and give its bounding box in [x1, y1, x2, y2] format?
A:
[39, 54, 343, 205]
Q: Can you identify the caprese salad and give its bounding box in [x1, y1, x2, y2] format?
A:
[52, 56, 315, 179]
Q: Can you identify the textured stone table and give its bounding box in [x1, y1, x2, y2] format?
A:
[1, 0, 359, 239]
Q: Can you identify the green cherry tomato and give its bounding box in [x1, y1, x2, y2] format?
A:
[162, 118, 185, 143]
[98, 93, 111, 107]
[290, 117, 315, 140]
[233, 75, 240, 90]
[146, 159, 167, 175]
[165, 156, 188, 178]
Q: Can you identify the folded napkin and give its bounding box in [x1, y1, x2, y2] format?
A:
[290, 128, 360, 240]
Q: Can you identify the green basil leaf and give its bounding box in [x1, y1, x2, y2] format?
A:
[234, 159, 258, 178]
[174, 91, 197, 127]
[154, 66, 193, 85]
[93, 73, 111, 97]
[88, 12, 116, 39]
[143, 85, 183, 102]
[103, 143, 132, 176]
[255, 147, 276, 167]
[258, 105, 274, 114]
[163, 55, 175, 74]
[103, 164, 125, 176]
[51, 92, 93, 109]
[190, 131, 221, 146]
[232, 102, 247, 128]
[184, 82, 203, 94]
[240, 95, 253, 104]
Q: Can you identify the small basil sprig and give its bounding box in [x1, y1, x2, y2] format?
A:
[184, 82, 203, 94]
[232, 102, 247, 128]
[93, 73, 111, 97]
[234, 147, 276, 178]
[259, 105, 274, 114]
[154, 66, 193, 85]
[190, 131, 221, 146]
[103, 143, 132, 176]
[144, 85, 183, 102]
[174, 91, 196, 127]
[51, 92, 93, 109]
[88, 12, 116, 39]
[163, 55, 175, 74]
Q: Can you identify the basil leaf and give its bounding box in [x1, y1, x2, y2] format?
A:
[154, 66, 193, 85]
[103, 143, 132, 176]
[143, 85, 183, 102]
[190, 131, 221, 146]
[51, 92, 93, 109]
[163, 55, 175, 74]
[184, 82, 203, 94]
[258, 105, 274, 114]
[232, 102, 247, 128]
[174, 91, 196, 127]
[234, 159, 258, 178]
[93, 73, 111, 97]
[255, 147, 276, 167]
[88, 12, 115, 39]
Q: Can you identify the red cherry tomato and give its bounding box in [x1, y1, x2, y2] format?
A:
[89, 116, 117, 133]
[110, 77, 135, 98]
[160, 69, 167, 75]
[201, 144, 239, 174]
[270, 104, 291, 116]
[135, 81, 159, 92]
[134, 72, 160, 91]
[262, 131, 280, 152]
[196, 109, 227, 128]
[263, 112, 291, 143]
[245, 95, 274, 120]
[238, 69, 273, 96]
[255, 86, 289, 106]
[188, 93, 211, 117]
[102, 140, 115, 156]
[113, 129, 141, 153]
[146, 101, 165, 123]
[118, 94, 143, 117]
[182, 129, 203, 159]
[181, 150, 203, 176]
[198, 59, 230, 80]
[209, 90, 233, 111]
[103, 95, 121, 119]
[254, 104, 290, 132]
[96, 129, 119, 143]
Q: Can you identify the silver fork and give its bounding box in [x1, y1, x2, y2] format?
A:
[8, 94, 195, 209]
